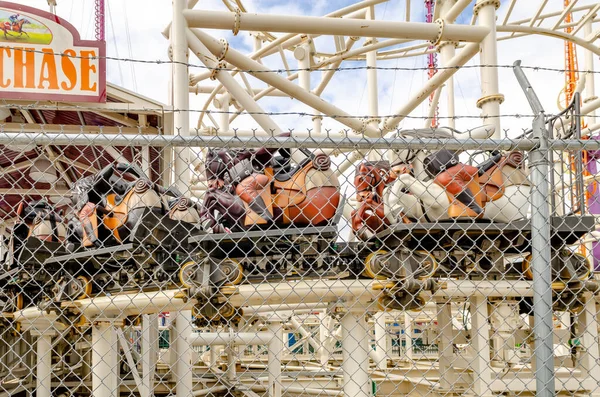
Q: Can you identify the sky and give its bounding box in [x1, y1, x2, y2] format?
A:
[17, 0, 600, 136]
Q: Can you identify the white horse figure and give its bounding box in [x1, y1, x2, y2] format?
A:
[383, 125, 531, 224]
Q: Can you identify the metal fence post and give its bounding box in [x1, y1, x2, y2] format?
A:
[513, 60, 555, 397]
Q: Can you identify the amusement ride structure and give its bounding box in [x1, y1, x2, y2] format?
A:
[1, 0, 600, 397]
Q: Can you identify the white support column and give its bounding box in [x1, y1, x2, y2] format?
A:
[216, 93, 230, 133]
[438, 41, 456, 128]
[294, 41, 314, 150]
[172, 0, 191, 193]
[475, 0, 503, 138]
[373, 312, 388, 370]
[404, 312, 413, 362]
[34, 331, 55, 397]
[341, 307, 371, 397]
[267, 321, 283, 397]
[583, 20, 597, 122]
[174, 310, 193, 397]
[318, 311, 331, 367]
[436, 302, 454, 389]
[92, 320, 119, 397]
[225, 343, 236, 381]
[469, 295, 493, 397]
[578, 294, 600, 393]
[366, 7, 378, 128]
[141, 314, 159, 397]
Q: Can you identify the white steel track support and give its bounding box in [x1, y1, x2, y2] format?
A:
[141, 314, 158, 397]
[267, 321, 283, 397]
[438, 1, 457, 129]
[583, 20, 597, 121]
[469, 295, 494, 397]
[32, 330, 55, 397]
[340, 306, 371, 397]
[381, 41, 480, 134]
[190, 28, 378, 136]
[172, 0, 191, 193]
[578, 294, 600, 394]
[174, 310, 193, 397]
[186, 30, 282, 136]
[183, 10, 490, 42]
[373, 311, 388, 370]
[92, 320, 119, 397]
[475, 0, 503, 138]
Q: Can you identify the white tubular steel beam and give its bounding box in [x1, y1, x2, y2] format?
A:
[172, 0, 191, 192]
[191, 28, 378, 135]
[184, 10, 489, 42]
[424, 86, 444, 128]
[381, 41, 481, 134]
[583, 21, 597, 120]
[373, 311, 388, 370]
[267, 322, 283, 397]
[289, 317, 321, 351]
[92, 322, 119, 397]
[116, 328, 145, 396]
[34, 332, 54, 397]
[14, 281, 540, 329]
[477, 0, 502, 138]
[141, 314, 158, 397]
[341, 308, 371, 397]
[186, 29, 282, 136]
[188, 332, 275, 346]
[174, 310, 194, 397]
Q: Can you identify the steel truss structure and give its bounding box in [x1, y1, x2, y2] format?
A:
[1, 1, 600, 397]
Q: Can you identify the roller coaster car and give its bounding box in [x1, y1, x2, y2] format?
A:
[67, 163, 199, 252]
[5, 200, 67, 310]
[352, 150, 593, 282]
[182, 147, 343, 291]
[38, 163, 202, 301]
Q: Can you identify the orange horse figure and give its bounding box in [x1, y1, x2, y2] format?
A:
[2, 19, 30, 40]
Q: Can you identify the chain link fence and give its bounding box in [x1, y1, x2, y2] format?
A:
[0, 66, 599, 397]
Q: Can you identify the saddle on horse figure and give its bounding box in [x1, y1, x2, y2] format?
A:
[201, 146, 341, 233]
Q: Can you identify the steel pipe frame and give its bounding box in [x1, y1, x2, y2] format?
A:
[190, 28, 380, 136]
[496, 25, 600, 56]
[92, 321, 119, 397]
[0, 132, 543, 150]
[477, 0, 502, 138]
[381, 41, 481, 134]
[172, 0, 191, 193]
[183, 10, 490, 42]
[191, 7, 371, 129]
[341, 306, 371, 397]
[188, 332, 275, 346]
[268, 322, 283, 397]
[186, 29, 282, 137]
[11, 279, 557, 330]
[32, 331, 55, 397]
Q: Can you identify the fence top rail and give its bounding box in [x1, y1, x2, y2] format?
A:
[0, 132, 552, 151]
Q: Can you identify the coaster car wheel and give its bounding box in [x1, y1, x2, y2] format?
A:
[416, 250, 438, 280]
[179, 261, 197, 289]
[76, 276, 93, 300]
[363, 250, 389, 280]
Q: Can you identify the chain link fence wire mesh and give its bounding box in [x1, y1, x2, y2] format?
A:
[0, 74, 599, 397]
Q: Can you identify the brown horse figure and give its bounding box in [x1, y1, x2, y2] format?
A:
[2, 19, 29, 40]
[351, 161, 399, 239]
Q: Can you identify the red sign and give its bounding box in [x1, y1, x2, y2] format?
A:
[0, 2, 106, 102]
